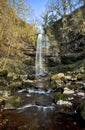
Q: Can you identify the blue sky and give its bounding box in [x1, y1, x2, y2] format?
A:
[29, 0, 48, 22]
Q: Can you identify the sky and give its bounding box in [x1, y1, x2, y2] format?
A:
[28, 0, 48, 23]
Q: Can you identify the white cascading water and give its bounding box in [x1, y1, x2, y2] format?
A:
[35, 26, 49, 76]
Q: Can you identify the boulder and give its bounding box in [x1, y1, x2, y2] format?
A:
[77, 101, 85, 120]
[63, 87, 74, 94]
[64, 75, 72, 81]
[76, 73, 85, 81]
[51, 73, 65, 81]
[52, 93, 68, 104]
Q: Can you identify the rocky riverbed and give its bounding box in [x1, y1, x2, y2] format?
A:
[0, 69, 85, 130]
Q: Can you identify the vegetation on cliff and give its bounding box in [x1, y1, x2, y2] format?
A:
[42, 0, 85, 72]
[0, 0, 37, 74]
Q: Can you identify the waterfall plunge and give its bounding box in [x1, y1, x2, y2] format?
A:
[35, 26, 49, 76]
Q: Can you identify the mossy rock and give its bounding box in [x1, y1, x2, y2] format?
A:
[9, 81, 22, 88]
[51, 83, 59, 89]
[77, 101, 85, 120]
[80, 103, 85, 120]
[53, 93, 68, 103]
[6, 96, 21, 107]
[77, 73, 85, 80]
[51, 73, 65, 81]
[0, 79, 8, 86]
[27, 74, 35, 80]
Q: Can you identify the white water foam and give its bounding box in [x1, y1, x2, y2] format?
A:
[57, 100, 72, 106]
[17, 104, 54, 111]
[28, 88, 51, 95]
[17, 89, 26, 93]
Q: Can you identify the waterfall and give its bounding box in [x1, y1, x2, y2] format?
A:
[35, 26, 49, 76]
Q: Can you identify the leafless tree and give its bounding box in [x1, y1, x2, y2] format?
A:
[8, 0, 30, 21]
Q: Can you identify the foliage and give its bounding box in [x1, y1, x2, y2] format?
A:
[45, 5, 85, 50]
[48, 58, 85, 73]
[7, 0, 30, 21]
[0, 70, 8, 77]
[43, 0, 84, 27]
[0, 0, 37, 74]
[20, 20, 26, 27]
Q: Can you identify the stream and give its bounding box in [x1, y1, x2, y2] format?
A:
[0, 77, 85, 130]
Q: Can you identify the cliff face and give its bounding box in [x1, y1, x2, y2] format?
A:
[47, 5, 85, 69]
[0, 0, 36, 74]
[60, 34, 85, 64]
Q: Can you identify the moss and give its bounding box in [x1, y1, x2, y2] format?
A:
[7, 96, 21, 107]
[51, 73, 64, 81]
[79, 101, 85, 120]
[53, 93, 68, 103]
[49, 59, 85, 73]
[49, 63, 76, 73]
[77, 73, 85, 80]
[20, 20, 26, 28]
[9, 81, 22, 88]
[61, 51, 85, 64]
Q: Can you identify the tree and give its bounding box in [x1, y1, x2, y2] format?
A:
[7, 0, 30, 21]
[46, 0, 84, 20]
[42, 0, 85, 28]
[79, 0, 85, 5]
[41, 11, 49, 31]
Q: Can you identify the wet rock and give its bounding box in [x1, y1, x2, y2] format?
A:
[57, 100, 72, 106]
[22, 79, 35, 88]
[0, 98, 5, 111]
[63, 87, 74, 94]
[52, 87, 64, 94]
[6, 96, 21, 108]
[27, 74, 35, 80]
[35, 95, 53, 106]
[51, 80, 64, 91]
[81, 86, 85, 92]
[76, 101, 85, 121]
[52, 93, 68, 104]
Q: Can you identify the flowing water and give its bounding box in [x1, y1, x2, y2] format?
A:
[1, 78, 85, 130]
[35, 26, 49, 76]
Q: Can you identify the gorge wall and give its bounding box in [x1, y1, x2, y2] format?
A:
[47, 5, 85, 72]
[0, 0, 36, 75]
